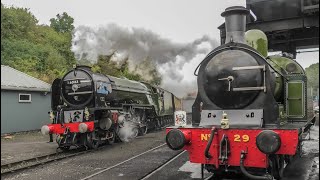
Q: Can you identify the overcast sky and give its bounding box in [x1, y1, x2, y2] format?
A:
[2, 0, 318, 68]
[2, 0, 246, 42]
[2, 0, 319, 97]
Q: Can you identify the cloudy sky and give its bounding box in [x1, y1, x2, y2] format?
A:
[2, 0, 319, 97]
[2, 0, 246, 42]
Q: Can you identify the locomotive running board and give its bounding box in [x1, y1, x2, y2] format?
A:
[122, 104, 153, 109]
[200, 109, 263, 127]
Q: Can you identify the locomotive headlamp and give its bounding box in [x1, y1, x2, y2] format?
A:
[221, 111, 229, 129]
[166, 129, 191, 150]
[256, 130, 281, 154]
[79, 123, 88, 133]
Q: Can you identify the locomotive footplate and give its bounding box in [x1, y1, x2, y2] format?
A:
[166, 127, 299, 168]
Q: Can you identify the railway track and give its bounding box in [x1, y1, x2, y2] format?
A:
[80, 143, 176, 180]
[139, 149, 215, 180]
[80, 143, 208, 180]
[139, 150, 186, 180]
[1, 147, 102, 175]
[1, 128, 170, 177]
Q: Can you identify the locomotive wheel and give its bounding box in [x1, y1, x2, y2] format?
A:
[114, 126, 122, 143]
[138, 126, 148, 136]
[106, 131, 115, 145]
[156, 119, 161, 129]
[86, 133, 100, 149]
[132, 127, 139, 138]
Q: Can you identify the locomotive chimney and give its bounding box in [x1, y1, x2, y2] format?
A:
[221, 6, 249, 44]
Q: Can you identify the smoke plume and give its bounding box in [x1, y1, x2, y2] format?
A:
[71, 23, 218, 97]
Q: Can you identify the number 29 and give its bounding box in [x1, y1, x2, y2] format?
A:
[234, 134, 250, 142]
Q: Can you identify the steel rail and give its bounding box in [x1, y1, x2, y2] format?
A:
[80, 143, 167, 180]
[1, 147, 102, 175]
[1, 152, 63, 170]
[1, 122, 173, 176]
[139, 150, 186, 180]
[204, 174, 214, 180]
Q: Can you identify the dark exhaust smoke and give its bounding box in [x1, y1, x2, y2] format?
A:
[71, 24, 218, 97]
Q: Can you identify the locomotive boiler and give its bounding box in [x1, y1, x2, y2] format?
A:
[165, 6, 315, 180]
[41, 65, 181, 149]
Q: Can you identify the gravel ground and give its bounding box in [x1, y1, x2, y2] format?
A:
[143, 125, 319, 180]
[1, 131, 57, 165]
[1, 116, 318, 180]
[1, 131, 52, 143]
[302, 125, 319, 180]
[2, 130, 167, 180]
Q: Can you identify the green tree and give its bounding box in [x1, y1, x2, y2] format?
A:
[50, 12, 74, 33]
[91, 54, 143, 82]
[1, 3, 38, 39]
[1, 4, 161, 85]
[1, 5, 75, 83]
[305, 62, 319, 90]
[119, 59, 142, 81]
[92, 53, 121, 76]
[135, 57, 162, 85]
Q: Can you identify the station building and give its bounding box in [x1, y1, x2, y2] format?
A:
[1, 65, 51, 134]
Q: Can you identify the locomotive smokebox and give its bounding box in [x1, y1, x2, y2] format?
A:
[221, 6, 249, 44]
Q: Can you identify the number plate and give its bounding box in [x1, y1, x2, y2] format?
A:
[67, 79, 80, 85]
[234, 134, 250, 142]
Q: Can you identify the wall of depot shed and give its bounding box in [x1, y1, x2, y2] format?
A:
[1, 90, 51, 134]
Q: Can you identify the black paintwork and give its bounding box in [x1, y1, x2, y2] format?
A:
[51, 78, 62, 111]
[204, 49, 263, 109]
[256, 130, 281, 154]
[166, 129, 187, 150]
[61, 69, 94, 107]
[192, 42, 278, 127]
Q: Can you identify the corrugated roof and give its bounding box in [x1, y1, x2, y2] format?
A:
[1, 65, 51, 92]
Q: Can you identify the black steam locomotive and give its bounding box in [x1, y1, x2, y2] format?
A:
[166, 6, 315, 180]
[42, 65, 181, 149]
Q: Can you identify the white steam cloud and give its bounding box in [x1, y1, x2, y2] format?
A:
[117, 121, 138, 142]
[71, 23, 218, 97]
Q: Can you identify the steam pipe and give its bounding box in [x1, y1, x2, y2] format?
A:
[204, 127, 216, 159]
[221, 6, 249, 44]
[240, 151, 273, 180]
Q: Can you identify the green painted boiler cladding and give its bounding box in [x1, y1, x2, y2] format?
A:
[245, 30, 311, 123]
